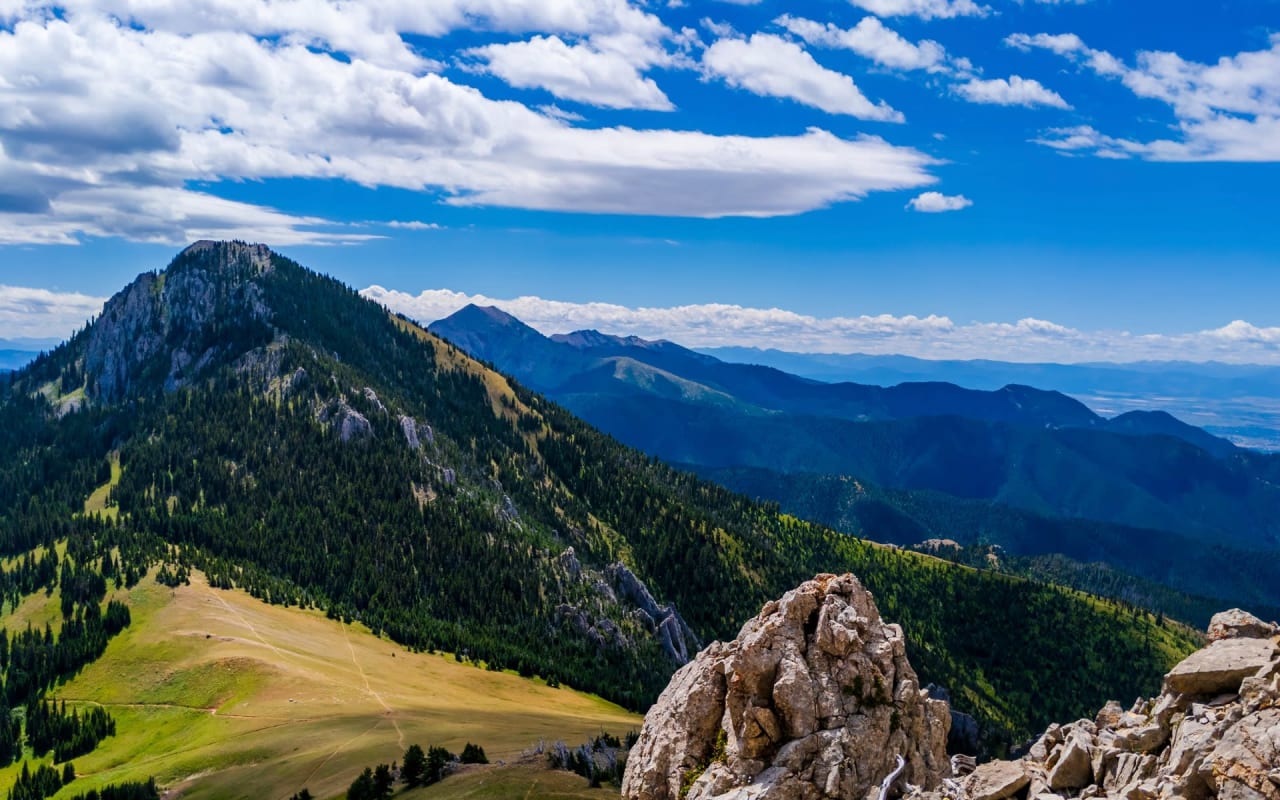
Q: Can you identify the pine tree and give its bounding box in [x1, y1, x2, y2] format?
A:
[401, 743, 426, 787]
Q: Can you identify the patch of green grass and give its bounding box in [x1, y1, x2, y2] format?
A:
[0, 573, 642, 800]
[83, 452, 121, 520]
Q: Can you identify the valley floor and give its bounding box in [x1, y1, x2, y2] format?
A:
[0, 572, 641, 800]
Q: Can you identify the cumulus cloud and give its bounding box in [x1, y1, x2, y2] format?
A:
[361, 285, 1280, 364]
[906, 191, 972, 212]
[775, 14, 948, 72]
[0, 285, 108, 339]
[954, 76, 1071, 108]
[701, 33, 904, 121]
[1010, 31, 1280, 161]
[0, 6, 941, 245]
[846, 0, 990, 21]
[464, 33, 675, 110]
[25, 0, 671, 69]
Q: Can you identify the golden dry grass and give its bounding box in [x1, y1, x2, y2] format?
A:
[0, 572, 640, 800]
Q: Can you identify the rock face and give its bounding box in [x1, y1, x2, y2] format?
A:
[609, 563, 700, 665]
[910, 607, 1280, 800]
[622, 573, 951, 800]
[1164, 637, 1278, 696]
[84, 241, 275, 402]
[319, 399, 372, 442]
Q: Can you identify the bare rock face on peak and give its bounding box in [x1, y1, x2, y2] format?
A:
[911, 607, 1280, 800]
[622, 573, 951, 800]
[84, 240, 277, 403]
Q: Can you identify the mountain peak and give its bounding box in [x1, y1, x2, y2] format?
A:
[176, 239, 276, 277]
[74, 241, 285, 402]
[452, 303, 523, 326]
[551, 329, 663, 350]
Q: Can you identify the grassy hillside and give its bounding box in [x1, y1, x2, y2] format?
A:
[0, 571, 640, 800]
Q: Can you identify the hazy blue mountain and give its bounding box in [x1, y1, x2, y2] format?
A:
[0, 349, 38, 371]
[699, 347, 1280, 397]
[433, 307, 1116, 431]
[427, 304, 1280, 601]
[701, 347, 1280, 451]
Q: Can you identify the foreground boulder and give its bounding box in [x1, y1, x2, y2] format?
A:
[622, 573, 951, 800]
[913, 608, 1280, 800]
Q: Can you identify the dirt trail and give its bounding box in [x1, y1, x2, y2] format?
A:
[342, 622, 405, 749]
[57, 698, 311, 722]
[204, 585, 291, 663]
[298, 716, 385, 790]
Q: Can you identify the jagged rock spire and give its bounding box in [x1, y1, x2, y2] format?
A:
[622, 573, 951, 800]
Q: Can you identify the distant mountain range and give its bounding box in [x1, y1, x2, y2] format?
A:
[0, 350, 38, 371]
[430, 305, 1280, 617]
[0, 338, 56, 372]
[699, 347, 1280, 395]
[701, 347, 1280, 451]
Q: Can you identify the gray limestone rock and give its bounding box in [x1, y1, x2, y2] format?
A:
[622, 574, 950, 800]
[1165, 638, 1279, 696]
[1207, 609, 1279, 643]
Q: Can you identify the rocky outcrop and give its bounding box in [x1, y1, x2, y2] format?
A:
[622, 573, 951, 800]
[319, 399, 372, 442]
[399, 415, 433, 450]
[1207, 609, 1278, 642]
[913, 608, 1280, 800]
[609, 563, 700, 665]
[1164, 637, 1277, 696]
[84, 241, 276, 402]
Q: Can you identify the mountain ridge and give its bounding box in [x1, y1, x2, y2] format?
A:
[426, 302, 1280, 613]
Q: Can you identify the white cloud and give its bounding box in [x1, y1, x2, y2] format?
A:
[383, 220, 443, 230]
[0, 285, 108, 339]
[775, 14, 948, 72]
[1011, 31, 1280, 161]
[29, 0, 671, 69]
[906, 191, 972, 212]
[954, 75, 1071, 108]
[1004, 32, 1124, 75]
[0, 8, 939, 245]
[361, 285, 1280, 364]
[701, 33, 904, 121]
[465, 34, 674, 110]
[846, 0, 990, 21]
[1031, 125, 1145, 159]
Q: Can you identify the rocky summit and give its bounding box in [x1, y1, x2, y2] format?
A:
[626, 576, 1280, 800]
[926, 608, 1280, 800]
[622, 573, 951, 800]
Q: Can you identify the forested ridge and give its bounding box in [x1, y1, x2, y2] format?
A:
[693, 465, 1280, 627]
[0, 242, 1199, 753]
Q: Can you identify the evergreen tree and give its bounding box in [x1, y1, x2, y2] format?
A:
[372, 764, 394, 799]
[460, 742, 488, 764]
[401, 743, 426, 787]
[346, 767, 375, 800]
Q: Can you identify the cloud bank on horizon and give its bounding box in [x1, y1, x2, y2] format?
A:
[0, 0, 1277, 245]
[5, 280, 1279, 364]
[360, 285, 1280, 364]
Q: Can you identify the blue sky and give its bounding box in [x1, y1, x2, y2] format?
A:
[1, 0, 1278, 361]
